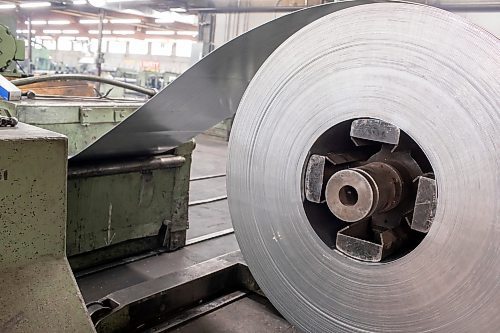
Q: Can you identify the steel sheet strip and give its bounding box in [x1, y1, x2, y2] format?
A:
[71, 0, 379, 161]
[228, 3, 499, 332]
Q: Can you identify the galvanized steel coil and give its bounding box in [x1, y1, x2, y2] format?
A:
[71, 1, 499, 331]
[228, 2, 499, 332]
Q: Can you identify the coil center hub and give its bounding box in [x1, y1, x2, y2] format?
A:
[303, 118, 437, 262]
[326, 162, 404, 223]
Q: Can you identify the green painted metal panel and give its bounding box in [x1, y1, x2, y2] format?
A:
[16, 105, 80, 124]
[0, 123, 95, 332]
[0, 100, 194, 271]
[38, 123, 117, 156]
[80, 107, 115, 124]
[15, 39, 25, 60]
[67, 168, 176, 255]
[2, 100, 142, 156]
[67, 140, 195, 269]
[0, 124, 67, 263]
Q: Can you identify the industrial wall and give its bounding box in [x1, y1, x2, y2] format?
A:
[46, 50, 193, 74]
[457, 11, 500, 36]
[213, 5, 500, 49]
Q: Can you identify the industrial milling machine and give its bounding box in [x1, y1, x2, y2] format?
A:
[0, 1, 498, 332]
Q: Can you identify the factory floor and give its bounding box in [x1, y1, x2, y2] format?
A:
[77, 134, 296, 332]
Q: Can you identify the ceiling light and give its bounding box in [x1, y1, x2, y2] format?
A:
[72, 0, 87, 4]
[0, 4, 16, 9]
[43, 30, 62, 34]
[145, 30, 175, 35]
[48, 20, 71, 25]
[20, 2, 51, 8]
[112, 30, 135, 35]
[88, 29, 111, 34]
[110, 18, 141, 24]
[88, 0, 106, 6]
[79, 19, 109, 24]
[155, 12, 197, 25]
[38, 36, 53, 40]
[106, 0, 137, 2]
[177, 31, 198, 37]
[63, 30, 79, 34]
[155, 17, 174, 24]
[25, 20, 47, 25]
[170, 7, 186, 13]
[122, 9, 143, 16]
[16, 29, 37, 34]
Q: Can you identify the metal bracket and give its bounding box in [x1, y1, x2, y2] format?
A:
[336, 219, 408, 262]
[0, 115, 17, 127]
[410, 176, 437, 233]
[350, 118, 400, 147]
[89, 251, 257, 332]
[304, 154, 326, 203]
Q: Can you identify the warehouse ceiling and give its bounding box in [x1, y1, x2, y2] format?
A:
[1, 0, 200, 41]
[2, 0, 499, 41]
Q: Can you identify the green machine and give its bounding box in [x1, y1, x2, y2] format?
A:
[0, 98, 195, 272]
[0, 24, 25, 77]
[0, 123, 95, 332]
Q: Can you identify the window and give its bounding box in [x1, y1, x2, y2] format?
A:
[175, 40, 192, 57]
[108, 39, 127, 54]
[129, 40, 149, 55]
[57, 37, 72, 51]
[42, 38, 56, 50]
[150, 40, 172, 56]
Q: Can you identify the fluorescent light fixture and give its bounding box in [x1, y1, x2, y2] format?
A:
[38, 36, 53, 39]
[76, 36, 89, 41]
[88, 0, 106, 7]
[0, 4, 16, 9]
[63, 29, 79, 34]
[48, 20, 71, 25]
[88, 29, 111, 34]
[145, 30, 175, 35]
[110, 18, 141, 24]
[177, 31, 198, 37]
[123, 9, 143, 16]
[155, 17, 174, 24]
[170, 7, 186, 13]
[112, 30, 135, 35]
[155, 12, 196, 25]
[25, 20, 47, 25]
[20, 2, 51, 8]
[106, 0, 136, 2]
[17, 29, 37, 34]
[80, 19, 109, 24]
[72, 0, 87, 4]
[43, 30, 62, 34]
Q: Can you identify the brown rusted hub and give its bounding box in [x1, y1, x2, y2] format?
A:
[325, 162, 403, 223]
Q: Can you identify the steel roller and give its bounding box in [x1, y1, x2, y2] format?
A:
[228, 2, 499, 332]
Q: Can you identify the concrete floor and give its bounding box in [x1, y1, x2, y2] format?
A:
[172, 294, 298, 333]
[188, 134, 231, 239]
[77, 134, 294, 332]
